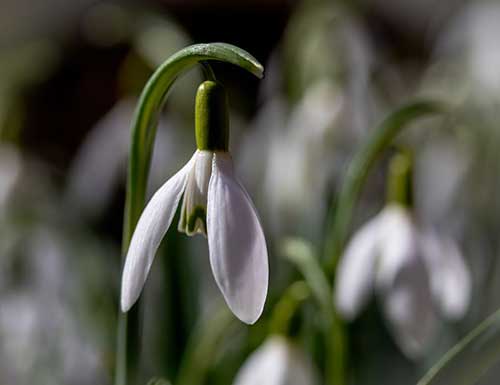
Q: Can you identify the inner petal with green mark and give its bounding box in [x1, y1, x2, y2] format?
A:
[178, 150, 213, 236]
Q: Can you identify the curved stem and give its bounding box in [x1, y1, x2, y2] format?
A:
[115, 43, 264, 385]
[323, 101, 445, 276]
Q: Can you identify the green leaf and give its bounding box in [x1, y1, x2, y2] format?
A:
[280, 237, 346, 385]
[418, 308, 500, 385]
[281, 238, 332, 319]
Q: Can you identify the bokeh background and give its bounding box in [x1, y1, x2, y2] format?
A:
[2, 0, 500, 384]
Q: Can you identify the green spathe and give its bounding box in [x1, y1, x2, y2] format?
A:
[387, 150, 414, 207]
[195, 81, 229, 151]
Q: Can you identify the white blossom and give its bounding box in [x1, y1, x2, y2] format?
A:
[121, 150, 268, 324]
[335, 204, 471, 358]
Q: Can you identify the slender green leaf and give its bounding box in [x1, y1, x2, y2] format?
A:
[281, 237, 346, 385]
[418, 308, 500, 385]
[281, 238, 332, 318]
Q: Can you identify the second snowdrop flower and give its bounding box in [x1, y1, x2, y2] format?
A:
[121, 80, 268, 324]
[334, 152, 471, 358]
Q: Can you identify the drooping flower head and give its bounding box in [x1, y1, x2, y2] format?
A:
[334, 152, 471, 358]
[121, 80, 269, 324]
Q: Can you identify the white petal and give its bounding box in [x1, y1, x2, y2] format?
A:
[207, 153, 268, 324]
[375, 205, 417, 289]
[382, 251, 438, 359]
[232, 336, 320, 385]
[372, 206, 438, 357]
[421, 232, 471, 319]
[334, 214, 382, 319]
[177, 150, 213, 236]
[120, 153, 196, 312]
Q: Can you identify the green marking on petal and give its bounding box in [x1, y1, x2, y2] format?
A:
[179, 201, 188, 232]
[179, 205, 207, 236]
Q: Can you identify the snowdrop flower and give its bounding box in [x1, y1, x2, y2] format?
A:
[334, 155, 471, 358]
[121, 80, 268, 324]
[232, 336, 320, 385]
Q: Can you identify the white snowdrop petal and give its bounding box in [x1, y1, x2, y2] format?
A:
[120, 152, 196, 312]
[207, 153, 268, 324]
[376, 205, 417, 289]
[178, 150, 213, 236]
[334, 214, 382, 319]
[383, 253, 438, 359]
[371, 205, 439, 358]
[421, 232, 471, 319]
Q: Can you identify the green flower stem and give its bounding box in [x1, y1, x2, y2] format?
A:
[417, 308, 500, 385]
[324, 101, 445, 276]
[281, 238, 346, 385]
[115, 302, 141, 385]
[116, 43, 263, 385]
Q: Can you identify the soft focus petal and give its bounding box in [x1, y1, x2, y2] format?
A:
[376, 205, 417, 289]
[120, 153, 196, 312]
[374, 205, 439, 358]
[382, 252, 438, 359]
[334, 214, 382, 319]
[232, 336, 320, 385]
[421, 232, 471, 319]
[207, 153, 268, 324]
